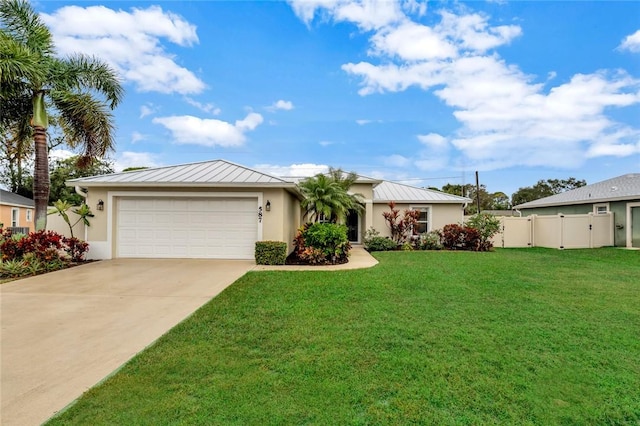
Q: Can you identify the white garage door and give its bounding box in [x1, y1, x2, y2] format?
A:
[117, 197, 258, 259]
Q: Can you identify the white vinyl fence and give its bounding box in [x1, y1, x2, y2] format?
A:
[492, 213, 614, 249]
[46, 210, 87, 239]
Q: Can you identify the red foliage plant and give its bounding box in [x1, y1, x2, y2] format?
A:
[382, 202, 422, 244]
[438, 224, 483, 251]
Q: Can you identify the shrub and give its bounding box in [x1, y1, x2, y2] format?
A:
[303, 222, 350, 264]
[363, 227, 397, 252]
[0, 231, 25, 261]
[465, 213, 500, 251]
[63, 237, 90, 262]
[255, 241, 287, 265]
[419, 231, 443, 250]
[299, 247, 327, 265]
[12, 230, 64, 262]
[0, 259, 31, 278]
[438, 224, 483, 251]
[365, 236, 397, 252]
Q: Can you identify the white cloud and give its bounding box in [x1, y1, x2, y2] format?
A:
[235, 112, 264, 132]
[114, 151, 161, 171]
[297, 2, 640, 170]
[382, 154, 410, 167]
[288, 0, 404, 31]
[401, 0, 427, 17]
[619, 29, 640, 53]
[42, 5, 205, 94]
[436, 11, 521, 53]
[139, 104, 156, 118]
[254, 163, 329, 177]
[49, 149, 76, 162]
[417, 133, 448, 148]
[131, 132, 146, 143]
[267, 100, 295, 111]
[184, 97, 221, 115]
[319, 140, 335, 146]
[356, 119, 372, 125]
[371, 21, 457, 61]
[152, 112, 264, 147]
[415, 133, 450, 171]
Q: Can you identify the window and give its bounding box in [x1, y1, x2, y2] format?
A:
[26, 209, 33, 222]
[412, 206, 430, 234]
[594, 203, 609, 215]
[11, 208, 19, 227]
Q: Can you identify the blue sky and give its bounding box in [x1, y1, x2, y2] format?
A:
[37, 0, 640, 197]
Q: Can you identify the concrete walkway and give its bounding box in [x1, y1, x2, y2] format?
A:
[0, 248, 377, 425]
[0, 259, 254, 426]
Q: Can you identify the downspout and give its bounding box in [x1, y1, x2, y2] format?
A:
[75, 186, 89, 241]
[513, 208, 522, 217]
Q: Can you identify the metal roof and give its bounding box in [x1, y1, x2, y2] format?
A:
[515, 173, 640, 209]
[282, 174, 382, 184]
[0, 189, 35, 208]
[68, 159, 295, 187]
[373, 181, 471, 204]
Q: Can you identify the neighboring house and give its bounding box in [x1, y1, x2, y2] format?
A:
[67, 159, 470, 260]
[514, 173, 640, 248]
[0, 189, 35, 234]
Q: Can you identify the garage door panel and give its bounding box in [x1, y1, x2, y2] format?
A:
[117, 196, 258, 259]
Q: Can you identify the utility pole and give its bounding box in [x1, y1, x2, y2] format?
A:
[475, 171, 481, 215]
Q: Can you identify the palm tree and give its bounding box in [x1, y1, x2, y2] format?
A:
[299, 169, 364, 223]
[1, 0, 123, 230]
[327, 167, 364, 216]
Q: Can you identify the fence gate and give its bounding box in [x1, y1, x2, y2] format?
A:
[496, 213, 613, 249]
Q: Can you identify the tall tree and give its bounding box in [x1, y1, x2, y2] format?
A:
[0, 126, 32, 196]
[511, 178, 587, 206]
[441, 183, 493, 215]
[0, 0, 123, 230]
[49, 156, 114, 205]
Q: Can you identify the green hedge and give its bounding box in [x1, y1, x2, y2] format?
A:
[255, 241, 287, 265]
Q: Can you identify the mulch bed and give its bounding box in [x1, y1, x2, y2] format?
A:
[285, 252, 349, 266]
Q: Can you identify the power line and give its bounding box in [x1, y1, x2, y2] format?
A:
[390, 176, 462, 182]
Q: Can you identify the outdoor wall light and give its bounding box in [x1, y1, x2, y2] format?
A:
[265, 200, 271, 211]
[97, 199, 104, 211]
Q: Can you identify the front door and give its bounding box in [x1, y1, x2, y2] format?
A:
[346, 209, 360, 243]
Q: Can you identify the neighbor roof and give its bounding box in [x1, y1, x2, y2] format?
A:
[515, 173, 640, 209]
[282, 174, 382, 185]
[68, 159, 296, 188]
[0, 189, 35, 208]
[373, 181, 471, 204]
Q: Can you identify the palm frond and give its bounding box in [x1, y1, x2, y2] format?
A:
[52, 54, 124, 109]
[0, 89, 30, 128]
[0, 33, 44, 87]
[0, 0, 53, 57]
[51, 90, 116, 167]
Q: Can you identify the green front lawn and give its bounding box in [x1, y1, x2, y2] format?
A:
[48, 248, 640, 425]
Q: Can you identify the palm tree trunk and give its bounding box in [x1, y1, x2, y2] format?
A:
[33, 125, 49, 231]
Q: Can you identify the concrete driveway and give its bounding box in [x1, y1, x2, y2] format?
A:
[0, 258, 254, 426]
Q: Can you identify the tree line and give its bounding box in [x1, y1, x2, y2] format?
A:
[437, 177, 587, 215]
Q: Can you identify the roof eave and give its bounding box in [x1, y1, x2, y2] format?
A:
[0, 201, 35, 208]
[66, 181, 299, 189]
[516, 194, 640, 209]
[373, 199, 470, 204]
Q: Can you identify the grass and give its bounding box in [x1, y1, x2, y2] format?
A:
[47, 248, 640, 425]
